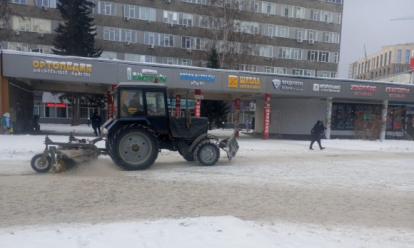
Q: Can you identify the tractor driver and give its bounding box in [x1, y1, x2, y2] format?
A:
[128, 92, 143, 116]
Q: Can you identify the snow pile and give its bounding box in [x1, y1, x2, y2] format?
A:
[1, 216, 411, 248]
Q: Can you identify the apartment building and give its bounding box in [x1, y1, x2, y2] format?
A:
[349, 42, 414, 80]
[1, 0, 343, 78]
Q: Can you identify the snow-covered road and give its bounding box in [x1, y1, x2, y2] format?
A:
[0, 127, 413, 247]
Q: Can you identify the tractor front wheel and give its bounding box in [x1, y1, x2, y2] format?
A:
[195, 142, 220, 166]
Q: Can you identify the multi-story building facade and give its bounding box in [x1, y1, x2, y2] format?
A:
[1, 0, 343, 78]
[349, 42, 414, 80]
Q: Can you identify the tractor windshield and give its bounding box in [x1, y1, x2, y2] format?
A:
[120, 89, 144, 118]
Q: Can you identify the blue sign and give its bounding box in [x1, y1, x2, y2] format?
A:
[179, 73, 215, 82]
[167, 99, 195, 108]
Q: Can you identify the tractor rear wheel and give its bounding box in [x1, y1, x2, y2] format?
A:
[195, 142, 220, 166]
[111, 125, 159, 170]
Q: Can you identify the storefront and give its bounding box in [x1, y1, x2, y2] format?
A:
[1, 50, 414, 139]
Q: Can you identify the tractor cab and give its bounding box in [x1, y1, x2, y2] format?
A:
[112, 82, 170, 134]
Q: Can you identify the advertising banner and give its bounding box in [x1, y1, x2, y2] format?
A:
[175, 95, 181, 117]
[263, 94, 271, 140]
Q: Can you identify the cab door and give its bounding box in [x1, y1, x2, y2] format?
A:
[144, 90, 169, 134]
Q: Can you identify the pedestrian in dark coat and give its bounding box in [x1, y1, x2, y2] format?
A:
[309, 120, 326, 150]
[90, 112, 102, 136]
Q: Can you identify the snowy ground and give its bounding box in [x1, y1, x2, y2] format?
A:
[0, 125, 413, 247]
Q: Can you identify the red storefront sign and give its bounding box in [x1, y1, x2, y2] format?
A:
[263, 94, 271, 140]
[350, 85, 377, 97]
[410, 58, 414, 71]
[235, 98, 240, 137]
[175, 95, 181, 117]
[194, 89, 201, 117]
[46, 103, 66, 107]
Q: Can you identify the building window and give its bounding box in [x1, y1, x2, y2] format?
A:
[337, 13, 342, 24]
[310, 10, 319, 21]
[384, 53, 387, 66]
[6, 42, 29, 52]
[162, 57, 192, 66]
[307, 50, 329, 62]
[163, 11, 193, 26]
[331, 103, 381, 131]
[277, 26, 289, 37]
[36, 0, 57, 8]
[91, 1, 116, 16]
[182, 0, 208, 5]
[380, 54, 383, 67]
[389, 51, 392, 64]
[405, 50, 410, 63]
[100, 51, 117, 59]
[397, 50, 402, 63]
[125, 54, 156, 63]
[307, 29, 317, 41]
[376, 56, 379, 69]
[264, 67, 287, 74]
[103, 27, 137, 43]
[395, 66, 400, 73]
[326, 0, 342, 3]
[181, 36, 205, 50]
[12, 16, 52, 33]
[387, 106, 405, 131]
[123, 5, 156, 21]
[11, 0, 27, 4]
[334, 53, 339, 63]
[292, 69, 315, 76]
[260, 45, 273, 58]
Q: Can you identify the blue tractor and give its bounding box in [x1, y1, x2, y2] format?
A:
[30, 82, 239, 172]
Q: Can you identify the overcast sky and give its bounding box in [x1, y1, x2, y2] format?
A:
[338, 0, 414, 78]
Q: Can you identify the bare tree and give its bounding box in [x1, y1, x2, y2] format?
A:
[198, 0, 261, 69]
[0, 0, 22, 39]
[55, 92, 106, 126]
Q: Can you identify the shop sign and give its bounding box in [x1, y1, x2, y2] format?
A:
[272, 79, 303, 92]
[313, 84, 341, 93]
[179, 73, 215, 81]
[228, 75, 261, 89]
[127, 68, 167, 82]
[32, 60, 92, 77]
[167, 99, 195, 108]
[46, 103, 66, 107]
[350, 85, 377, 96]
[180, 73, 215, 86]
[263, 94, 271, 140]
[385, 87, 410, 99]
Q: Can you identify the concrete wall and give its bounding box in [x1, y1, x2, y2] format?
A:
[377, 72, 413, 84]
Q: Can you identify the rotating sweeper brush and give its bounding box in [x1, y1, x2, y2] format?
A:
[30, 134, 104, 173]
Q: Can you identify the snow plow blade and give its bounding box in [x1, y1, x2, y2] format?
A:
[219, 130, 239, 161]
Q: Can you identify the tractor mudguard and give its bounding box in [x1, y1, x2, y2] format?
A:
[187, 134, 219, 153]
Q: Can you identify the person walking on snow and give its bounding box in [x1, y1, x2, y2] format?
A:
[1, 112, 13, 135]
[90, 112, 102, 136]
[245, 120, 250, 132]
[309, 120, 326, 150]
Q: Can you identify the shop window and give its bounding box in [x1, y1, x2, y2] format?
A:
[331, 103, 381, 130]
[387, 106, 405, 131]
